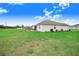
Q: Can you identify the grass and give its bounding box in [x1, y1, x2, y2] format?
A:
[0, 29, 79, 56]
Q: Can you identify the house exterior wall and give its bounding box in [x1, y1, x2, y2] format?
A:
[36, 25, 69, 32]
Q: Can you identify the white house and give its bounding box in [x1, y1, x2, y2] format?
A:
[32, 20, 69, 32]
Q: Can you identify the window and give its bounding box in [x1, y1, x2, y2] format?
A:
[39, 25, 40, 29]
[54, 26, 56, 29]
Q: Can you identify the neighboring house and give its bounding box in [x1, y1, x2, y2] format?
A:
[32, 20, 69, 32]
[70, 24, 79, 29]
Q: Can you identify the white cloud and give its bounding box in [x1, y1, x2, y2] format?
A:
[52, 3, 70, 14]
[53, 14, 62, 19]
[34, 7, 63, 21]
[59, 3, 70, 9]
[34, 15, 53, 20]
[34, 16, 45, 20]
[53, 6, 58, 9]
[43, 8, 53, 17]
[34, 3, 71, 24]
[43, 8, 54, 19]
[63, 19, 79, 25]
[59, 3, 70, 7]
[0, 8, 8, 14]
[8, 3, 24, 5]
[63, 19, 73, 25]
[34, 8, 54, 20]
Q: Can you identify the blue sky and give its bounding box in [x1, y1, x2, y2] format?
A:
[0, 3, 79, 26]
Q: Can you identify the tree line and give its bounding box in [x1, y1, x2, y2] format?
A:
[0, 24, 24, 29]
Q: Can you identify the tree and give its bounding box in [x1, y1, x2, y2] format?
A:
[16, 25, 21, 28]
[21, 24, 24, 28]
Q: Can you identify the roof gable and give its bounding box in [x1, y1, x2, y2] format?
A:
[36, 20, 69, 26]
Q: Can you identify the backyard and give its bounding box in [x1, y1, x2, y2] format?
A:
[0, 29, 79, 56]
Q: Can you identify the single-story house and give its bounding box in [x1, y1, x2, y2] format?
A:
[70, 24, 79, 29]
[32, 20, 69, 32]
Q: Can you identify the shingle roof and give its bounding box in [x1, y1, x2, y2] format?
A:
[36, 20, 69, 26]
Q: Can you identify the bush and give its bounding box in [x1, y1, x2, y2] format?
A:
[56, 29, 58, 32]
[61, 29, 63, 31]
[69, 29, 71, 31]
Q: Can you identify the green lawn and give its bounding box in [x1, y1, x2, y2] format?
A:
[0, 29, 79, 56]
